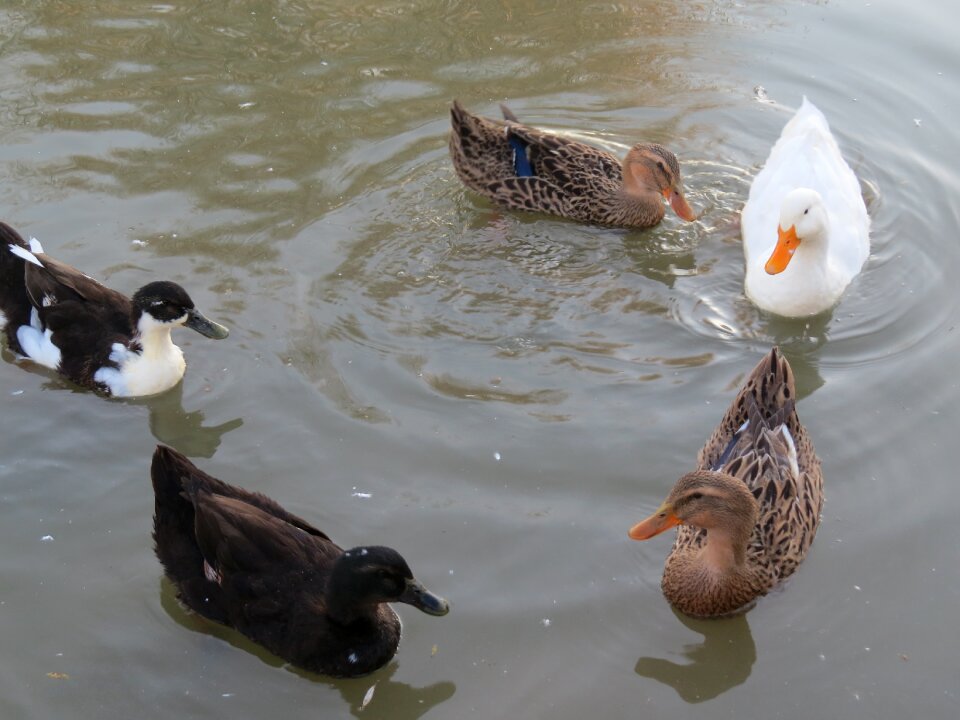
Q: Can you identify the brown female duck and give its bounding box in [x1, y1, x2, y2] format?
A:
[628, 348, 822, 618]
[151, 445, 449, 677]
[449, 101, 696, 229]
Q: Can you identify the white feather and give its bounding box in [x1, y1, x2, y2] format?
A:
[778, 425, 800, 479]
[27, 236, 44, 254]
[93, 319, 186, 397]
[8, 243, 44, 268]
[16, 324, 61, 369]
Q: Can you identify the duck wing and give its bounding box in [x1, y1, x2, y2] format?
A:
[151, 446, 339, 623]
[188, 490, 341, 579]
[502, 123, 622, 199]
[697, 347, 797, 471]
[152, 445, 333, 546]
[450, 101, 622, 218]
[9, 238, 135, 339]
[698, 348, 823, 578]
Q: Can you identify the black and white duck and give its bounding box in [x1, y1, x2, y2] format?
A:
[150, 445, 450, 678]
[0, 222, 228, 397]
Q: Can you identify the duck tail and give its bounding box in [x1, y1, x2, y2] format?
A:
[151, 445, 206, 583]
[499, 103, 519, 123]
[744, 346, 796, 418]
[0, 223, 35, 350]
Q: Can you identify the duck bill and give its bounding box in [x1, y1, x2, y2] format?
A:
[765, 225, 800, 275]
[628, 501, 682, 540]
[185, 309, 230, 339]
[398, 578, 450, 616]
[663, 188, 697, 222]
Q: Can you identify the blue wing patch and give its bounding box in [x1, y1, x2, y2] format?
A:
[508, 135, 534, 177]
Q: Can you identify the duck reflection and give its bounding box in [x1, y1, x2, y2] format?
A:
[634, 611, 755, 703]
[159, 580, 456, 718]
[135, 382, 243, 458]
[764, 314, 830, 400]
[331, 665, 456, 719]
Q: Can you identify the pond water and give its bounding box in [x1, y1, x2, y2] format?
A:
[1, 1, 958, 718]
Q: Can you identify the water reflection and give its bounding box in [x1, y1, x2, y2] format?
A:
[634, 612, 755, 703]
[765, 316, 830, 400]
[329, 665, 456, 719]
[133, 382, 243, 458]
[2, 351, 241, 455]
[160, 580, 456, 718]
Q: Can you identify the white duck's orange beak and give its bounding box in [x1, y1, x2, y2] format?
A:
[628, 501, 682, 540]
[765, 224, 800, 275]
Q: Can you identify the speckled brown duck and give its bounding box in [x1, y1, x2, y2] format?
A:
[628, 347, 822, 618]
[449, 100, 696, 229]
[151, 445, 449, 677]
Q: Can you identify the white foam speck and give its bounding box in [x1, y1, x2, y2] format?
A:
[541, 618, 551, 627]
[361, 684, 376, 710]
[493, 452, 501, 461]
[351, 492, 372, 499]
[41, 535, 54, 542]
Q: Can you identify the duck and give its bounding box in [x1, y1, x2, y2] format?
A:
[449, 100, 696, 229]
[628, 347, 822, 618]
[742, 98, 870, 317]
[0, 222, 228, 397]
[150, 445, 450, 678]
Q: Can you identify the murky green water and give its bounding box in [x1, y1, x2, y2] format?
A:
[1, 1, 958, 718]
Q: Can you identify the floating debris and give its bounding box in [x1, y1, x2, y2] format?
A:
[46, 672, 69, 680]
[360, 683, 376, 710]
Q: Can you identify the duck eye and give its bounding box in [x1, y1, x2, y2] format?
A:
[656, 161, 666, 172]
[803, 208, 809, 215]
[689, 492, 704, 501]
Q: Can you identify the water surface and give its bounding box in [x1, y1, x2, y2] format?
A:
[1, 1, 958, 718]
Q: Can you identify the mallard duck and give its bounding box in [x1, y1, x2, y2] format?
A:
[742, 98, 870, 317]
[628, 348, 822, 618]
[150, 445, 450, 678]
[0, 222, 228, 397]
[449, 101, 696, 229]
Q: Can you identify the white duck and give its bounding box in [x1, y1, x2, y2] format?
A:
[742, 98, 870, 317]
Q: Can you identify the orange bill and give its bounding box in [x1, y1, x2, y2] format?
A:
[628, 501, 682, 541]
[765, 224, 800, 274]
[663, 188, 697, 222]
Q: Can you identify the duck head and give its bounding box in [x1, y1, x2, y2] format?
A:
[766, 188, 829, 275]
[629, 470, 759, 563]
[623, 144, 697, 221]
[330, 546, 450, 619]
[132, 281, 229, 339]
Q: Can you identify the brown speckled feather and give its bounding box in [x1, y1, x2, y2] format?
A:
[449, 101, 687, 229]
[658, 347, 823, 617]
